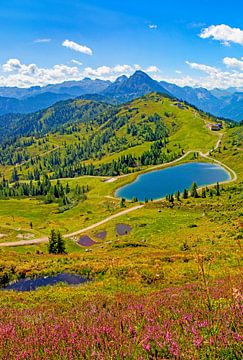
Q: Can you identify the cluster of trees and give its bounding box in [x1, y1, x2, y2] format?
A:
[0, 175, 89, 211]
[165, 182, 221, 204]
[46, 140, 180, 178]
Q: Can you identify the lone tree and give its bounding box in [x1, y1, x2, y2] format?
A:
[120, 198, 126, 208]
[48, 230, 66, 254]
[190, 182, 198, 198]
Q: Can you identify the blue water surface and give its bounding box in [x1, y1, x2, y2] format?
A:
[116, 162, 230, 201]
[3, 273, 88, 292]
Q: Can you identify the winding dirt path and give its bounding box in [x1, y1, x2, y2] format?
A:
[0, 205, 144, 247]
[0, 132, 237, 247]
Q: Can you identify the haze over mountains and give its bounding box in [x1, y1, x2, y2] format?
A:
[0, 70, 242, 122]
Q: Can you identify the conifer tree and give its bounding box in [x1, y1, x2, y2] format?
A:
[215, 182, 220, 196]
[183, 188, 188, 199]
[56, 231, 66, 254]
[48, 229, 58, 254]
[201, 188, 206, 198]
[190, 182, 198, 198]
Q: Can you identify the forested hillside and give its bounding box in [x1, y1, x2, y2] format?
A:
[0, 92, 233, 183]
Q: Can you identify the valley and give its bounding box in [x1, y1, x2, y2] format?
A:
[1, 2, 243, 358]
[0, 87, 242, 360]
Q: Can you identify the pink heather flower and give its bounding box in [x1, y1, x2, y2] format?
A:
[170, 342, 180, 357]
[193, 335, 204, 348]
[232, 333, 243, 341]
[142, 343, 151, 351]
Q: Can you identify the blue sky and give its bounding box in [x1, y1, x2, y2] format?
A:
[0, 0, 243, 88]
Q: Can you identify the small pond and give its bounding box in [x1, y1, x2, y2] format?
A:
[3, 273, 88, 292]
[115, 162, 230, 202]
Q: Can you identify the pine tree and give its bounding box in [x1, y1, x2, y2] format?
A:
[190, 182, 198, 198]
[215, 182, 220, 196]
[11, 167, 19, 183]
[56, 231, 66, 254]
[120, 198, 126, 208]
[201, 188, 206, 198]
[48, 229, 58, 254]
[183, 188, 188, 199]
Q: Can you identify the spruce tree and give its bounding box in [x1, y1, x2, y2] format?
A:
[190, 182, 198, 198]
[56, 231, 66, 254]
[215, 182, 220, 196]
[183, 188, 188, 199]
[48, 229, 58, 254]
[201, 188, 206, 198]
[11, 168, 19, 183]
[120, 198, 126, 208]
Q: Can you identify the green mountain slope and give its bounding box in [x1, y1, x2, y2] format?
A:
[0, 92, 231, 181]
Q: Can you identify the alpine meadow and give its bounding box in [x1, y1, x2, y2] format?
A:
[0, 1, 242, 359]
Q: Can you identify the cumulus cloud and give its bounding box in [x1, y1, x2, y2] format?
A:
[62, 40, 93, 55]
[2, 57, 243, 89]
[145, 66, 160, 73]
[0, 58, 80, 87]
[149, 24, 158, 29]
[200, 24, 243, 46]
[71, 59, 83, 66]
[34, 38, 51, 43]
[0, 59, 160, 87]
[185, 61, 218, 74]
[165, 60, 243, 89]
[223, 56, 243, 71]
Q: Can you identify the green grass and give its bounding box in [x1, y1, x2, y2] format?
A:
[0, 181, 242, 296]
[1, 93, 221, 181]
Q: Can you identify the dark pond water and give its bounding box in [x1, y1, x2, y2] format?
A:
[78, 235, 97, 246]
[116, 162, 230, 202]
[116, 223, 132, 235]
[3, 273, 88, 292]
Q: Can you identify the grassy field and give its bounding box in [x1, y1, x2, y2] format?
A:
[0, 93, 220, 181]
[0, 116, 242, 359]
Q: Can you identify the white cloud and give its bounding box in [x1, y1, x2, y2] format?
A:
[223, 56, 243, 71]
[164, 60, 243, 89]
[185, 61, 218, 75]
[0, 59, 160, 87]
[2, 58, 23, 72]
[71, 59, 83, 66]
[145, 66, 160, 73]
[82, 64, 144, 80]
[62, 40, 93, 55]
[149, 24, 158, 29]
[175, 70, 182, 74]
[200, 24, 243, 46]
[187, 22, 206, 29]
[0, 59, 80, 87]
[2, 57, 243, 90]
[34, 38, 51, 43]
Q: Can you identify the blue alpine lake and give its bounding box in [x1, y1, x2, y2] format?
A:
[2, 273, 89, 292]
[115, 162, 230, 202]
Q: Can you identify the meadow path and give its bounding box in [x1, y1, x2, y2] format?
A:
[0, 205, 144, 247]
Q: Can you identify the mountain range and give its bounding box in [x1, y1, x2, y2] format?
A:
[0, 70, 242, 122]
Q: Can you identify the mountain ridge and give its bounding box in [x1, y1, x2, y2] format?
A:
[0, 71, 242, 121]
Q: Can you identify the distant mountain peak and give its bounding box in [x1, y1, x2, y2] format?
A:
[115, 75, 128, 83]
[103, 70, 171, 100]
[132, 70, 150, 77]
